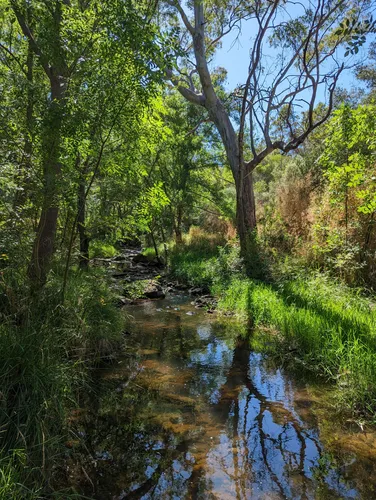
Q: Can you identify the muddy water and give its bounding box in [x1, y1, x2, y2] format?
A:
[78, 294, 376, 499]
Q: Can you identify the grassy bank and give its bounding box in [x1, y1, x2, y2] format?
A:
[0, 269, 124, 498]
[169, 237, 376, 418]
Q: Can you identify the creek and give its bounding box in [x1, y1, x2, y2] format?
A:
[68, 293, 376, 499]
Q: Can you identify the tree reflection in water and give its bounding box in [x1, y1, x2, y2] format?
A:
[78, 298, 375, 499]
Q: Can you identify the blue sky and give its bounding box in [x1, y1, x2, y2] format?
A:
[212, 20, 371, 102]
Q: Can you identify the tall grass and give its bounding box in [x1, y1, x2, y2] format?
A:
[168, 233, 376, 417]
[0, 268, 124, 497]
[169, 227, 233, 286]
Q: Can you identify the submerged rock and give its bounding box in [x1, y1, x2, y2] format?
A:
[114, 296, 133, 307]
[192, 294, 218, 310]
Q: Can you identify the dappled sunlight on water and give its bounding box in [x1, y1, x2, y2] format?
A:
[70, 295, 376, 499]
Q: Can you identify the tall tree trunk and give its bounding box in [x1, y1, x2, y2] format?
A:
[28, 76, 65, 287]
[235, 171, 257, 250]
[77, 173, 89, 270]
[235, 168, 260, 276]
[210, 114, 258, 274]
[207, 104, 258, 273]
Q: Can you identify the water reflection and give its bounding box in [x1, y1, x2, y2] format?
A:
[74, 296, 376, 499]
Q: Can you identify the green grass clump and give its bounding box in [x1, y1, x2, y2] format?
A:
[220, 276, 376, 413]
[169, 236, 376, 417]
[142, 244, 167, 261]
[169, 231, 241, 287]
[169, 245, 219, 287]
[89, 240, 117, 258]
[0, 269, 124, 497]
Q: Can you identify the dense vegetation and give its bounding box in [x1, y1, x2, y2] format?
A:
[1, 0, 376, 496]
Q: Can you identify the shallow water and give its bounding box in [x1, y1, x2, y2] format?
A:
[73, 294, 376, 499]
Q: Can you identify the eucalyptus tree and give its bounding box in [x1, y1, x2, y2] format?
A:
[163, 0, 373, 272]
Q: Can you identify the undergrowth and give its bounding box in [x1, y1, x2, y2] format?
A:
[0, 268, 124, 498]
[168, 233, 376, 418]
[89, 241, 117, 258]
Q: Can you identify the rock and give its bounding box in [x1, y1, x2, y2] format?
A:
[144, 290, 165, 299]
[174, 283, 189, 290]
[143, 281, 166, 299]
[132, 253, 149, 264]
[113, 255, 126, 261]
[114, 296, 133, 307]
[147, 258, 165, 268]
[189, 286, 210, 296]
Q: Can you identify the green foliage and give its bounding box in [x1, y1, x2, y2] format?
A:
[89, 241, 117, 259]
[321, 104, 376, 215]
[123, 279, 151, 300]
[0, 269, 124, 495]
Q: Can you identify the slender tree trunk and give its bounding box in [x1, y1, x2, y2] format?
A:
[150, 226, 161, 264]
[77, 173, 89, 270]
[28, 76, 65, 287]
[174, 206, 183, 244]
[14, 41, 34, 210]
[158, 222, 168, 264]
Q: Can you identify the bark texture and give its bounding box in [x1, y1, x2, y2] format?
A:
[28, 76, 66, 286]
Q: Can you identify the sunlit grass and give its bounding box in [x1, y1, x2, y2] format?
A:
[170, 239, 376, 416]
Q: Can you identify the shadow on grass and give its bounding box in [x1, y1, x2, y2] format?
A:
[271, 282, 376, 351]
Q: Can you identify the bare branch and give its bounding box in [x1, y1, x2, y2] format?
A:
[166, 0, 195, 35]
[166, 67, 206, 106]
